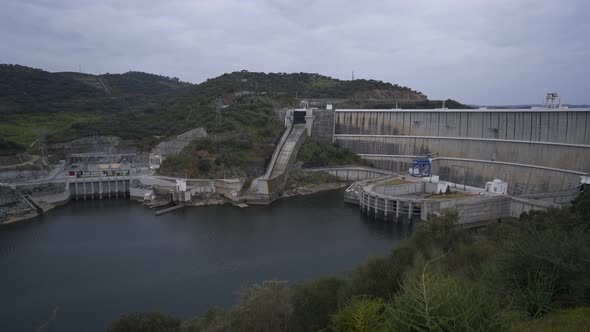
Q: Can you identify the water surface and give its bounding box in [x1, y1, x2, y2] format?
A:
[0, 190, 410, 331]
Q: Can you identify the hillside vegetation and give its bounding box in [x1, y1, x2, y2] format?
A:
[0, 65, 470, 173]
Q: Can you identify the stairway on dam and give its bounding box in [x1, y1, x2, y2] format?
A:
[247, 123, 307, 202]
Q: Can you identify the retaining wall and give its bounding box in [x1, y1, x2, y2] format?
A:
[421, 196, 512, 224]
[305, 166, 392, 181]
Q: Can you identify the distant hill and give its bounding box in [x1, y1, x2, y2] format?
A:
[0, 64, 190, 115]
[0, 65, 469, 150]
[194, 71, 427, 100]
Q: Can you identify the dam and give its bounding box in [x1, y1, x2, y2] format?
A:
[327, 108, 590, 195]
[2, 103, 588, 223]
[245, 103, 589, 205]
[254, 104, 589, 223]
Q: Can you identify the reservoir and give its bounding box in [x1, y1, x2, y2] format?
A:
[0, 190, 410, 331]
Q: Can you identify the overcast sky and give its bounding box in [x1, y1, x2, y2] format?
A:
[1, 0, 588, 104]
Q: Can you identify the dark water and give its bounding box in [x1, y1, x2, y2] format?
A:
[0, 190, 411, 331]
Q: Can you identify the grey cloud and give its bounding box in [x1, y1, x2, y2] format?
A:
[1, 0, 588, 104]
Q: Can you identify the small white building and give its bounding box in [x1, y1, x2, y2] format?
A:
[485, 179, 508, 195]
[176, 179, 187, 192]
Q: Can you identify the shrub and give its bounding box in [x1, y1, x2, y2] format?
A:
[330, 296, 387, 332]
[197, 159, 212, 173]
[345, 256, 403, 300]
[515, 269, 557, 319]
[413, 209, 466, 256]
[495, 207, 590, 307]
[386, 270, 503, 332]
[109, 312, 181, 332]
[233, 280, 293, 332]
[181, 308, 234, 332]
[290, 276, 346, 331]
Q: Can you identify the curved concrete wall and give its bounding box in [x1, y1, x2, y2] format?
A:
[335, 135, 590, 172]
[335, 109, 590, 144]
[332, 109, 590, 195]
[360, 155, 584, 195]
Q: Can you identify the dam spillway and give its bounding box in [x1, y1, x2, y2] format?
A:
[330, 108, 590, 195]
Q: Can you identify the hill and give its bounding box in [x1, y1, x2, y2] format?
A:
[0, 64, 191, 147]
[0, 65, 469, 167]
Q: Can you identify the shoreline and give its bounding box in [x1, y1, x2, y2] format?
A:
[281, 182, 350, 199]
[0, 182, 350, 226]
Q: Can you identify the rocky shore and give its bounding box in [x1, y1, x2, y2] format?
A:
[281, 182, 350, 198]
[0, 180, 351, 225]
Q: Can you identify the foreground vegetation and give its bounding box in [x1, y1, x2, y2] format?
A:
[109, 191, 590, 331]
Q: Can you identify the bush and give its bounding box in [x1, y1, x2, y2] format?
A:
[346, 255, 404, 300]
[109, 312, 181, 332]
[290, 276, 346, 331]
[515, 269, 557, 318]
[197, 159, 212, 173]
[413, 209, 467, 256]
[233, 280, 293, 332]
[387, 271, 503, 332]
[181, 308, 234, 332]
[494, 207, 590, 307]
[330, 296, 387, 332]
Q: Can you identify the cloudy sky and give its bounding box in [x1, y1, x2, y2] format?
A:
[1, 0, 588, 104]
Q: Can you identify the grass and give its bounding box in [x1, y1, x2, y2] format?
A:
[0, 112, 100, 146]
[376, 179, 410, 186]
[508, 307, 590, 332]
[426, 191, 474, 200]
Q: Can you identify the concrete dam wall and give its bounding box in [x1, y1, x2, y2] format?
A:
[332, 109, 590, 194]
